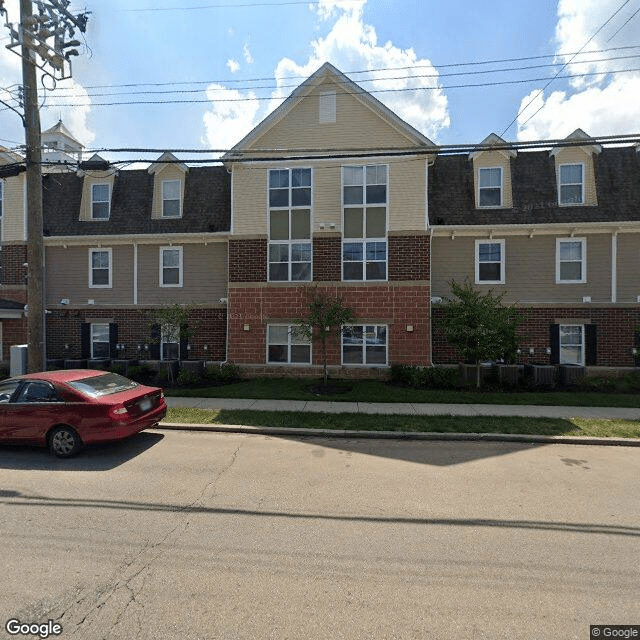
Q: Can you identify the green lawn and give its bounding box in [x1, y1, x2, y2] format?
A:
[165, 407, 640, 439]
[165, 376, 640, 408]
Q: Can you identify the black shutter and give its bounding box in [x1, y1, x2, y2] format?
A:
[109, 323, 119, 359]
[80, 322, 90, 359]
[179, 323, 189, 360]
[585, 324, 597, 365]
[150, 323, 161, 359]
[549, 324, 560, 364]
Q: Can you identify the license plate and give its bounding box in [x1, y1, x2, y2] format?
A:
[139, 398, 152, 412]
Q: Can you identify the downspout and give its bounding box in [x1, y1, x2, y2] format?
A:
[133, 243, 138, 305]
[611, 231, 618, 304]
[426, 156, 435, 366]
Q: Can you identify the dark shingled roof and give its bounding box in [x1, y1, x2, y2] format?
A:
[429, 146, 640, 226]
[43, 165, 231, 236]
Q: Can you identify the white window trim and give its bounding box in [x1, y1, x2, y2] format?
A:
[267, 168, 313, 283]
[556, 237, 586, 284]
[88, 248, 112, 288]
[475, 239, 505, 284]
[559, 324, 585, 366]
[91, 183, 111, 220]
[341, 324, 388, 367]
[477, 166, 503, 208]
[159, 246, 183, 288]
[90, 322, 110, 359]
[266, 324, 312, 365]
[558, 162, 585, 206]
[161, 179, 182, 218]
[341, 164, 389, 283]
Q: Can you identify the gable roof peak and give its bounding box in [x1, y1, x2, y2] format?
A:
[148, 151, 188, 175]
[550, 128, 602, 156]
[470, 133, 516, 159]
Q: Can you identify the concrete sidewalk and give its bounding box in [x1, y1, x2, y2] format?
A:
[165, 396, 640, 420]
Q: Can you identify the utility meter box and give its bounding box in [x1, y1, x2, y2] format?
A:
[10, 344, 28, 376]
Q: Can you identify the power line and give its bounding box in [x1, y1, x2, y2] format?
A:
[34, 66, 640, 109]
[41, 54, 640, 100]
[501, 0, 636, 136]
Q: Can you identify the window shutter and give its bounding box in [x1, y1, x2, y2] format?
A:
[179, 323, 189, 360]
[150, 323, 161, 360]
[80, 323, 90, 359]
[585, 324, 597, 365]
[109, 323, 119, 359]
[549, 324, 560, 364]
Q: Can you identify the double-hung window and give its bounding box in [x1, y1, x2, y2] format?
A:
[342, 165, 387, 281]
[342, 325, 387, 365]
[268, 168, 312, 281]
[559, 324, 584, 365]
[558, 164, 584, 205]
[267, 325, 311, 364]
[160, 246, 183, 287]
[89, 248, 112, 288]
[91, 184, 110, 220]
[476, 240, 505, 284]
[478, 167, 502, 207]
[556, 238, 586, 283]
[161, 324, 180, 360]
[91, 323, 110, 359]
[162, 180, 181, 218]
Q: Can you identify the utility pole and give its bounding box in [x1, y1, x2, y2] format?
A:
[20, 0, 44, 373]
[1, 0, 89, 372]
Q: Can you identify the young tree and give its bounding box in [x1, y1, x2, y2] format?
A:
[296, 288, 356, 386]
[438, 279, 526, 388]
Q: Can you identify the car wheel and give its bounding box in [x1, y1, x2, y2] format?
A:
[48, 426, 82, 458]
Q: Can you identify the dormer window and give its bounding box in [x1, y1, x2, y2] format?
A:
[478, 167, 502, 207]
[91, 184, 110, 220]
[162, 180, 181, 218]
[558, 163, 584, 205]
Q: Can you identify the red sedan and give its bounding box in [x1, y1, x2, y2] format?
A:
[0, 369, 167, 457]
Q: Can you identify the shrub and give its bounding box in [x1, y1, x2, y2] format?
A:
[390, 364, 458, 390]
[177, 367, 201, 386]
[204, 362, 240, 385]
[127, 364, 154, 383]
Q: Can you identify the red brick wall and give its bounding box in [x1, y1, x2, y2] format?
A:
[0, 245, 28, 286]
[433, 306, 640, 367]
[313, 236, 341, 281]
[229, 238, 267, 282]
[228, 284, 431, 369]
[46, 308, 227, 361]
[389, 235, 430, 281]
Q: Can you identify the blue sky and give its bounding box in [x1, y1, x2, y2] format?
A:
[0, 0, 638, 162]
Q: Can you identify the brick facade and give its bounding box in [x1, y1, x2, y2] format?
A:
[46, 307, 227, 362]
[432, 306, 640, 367]
[0, 244, 28, 287]
[229, 238, 267, 282]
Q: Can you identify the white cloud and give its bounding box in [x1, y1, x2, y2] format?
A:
[227, 59, 241, 73]
[201, 84, 261, 150]
[269, 1, 449, 141]
[202, 0, 449, 148]
[45, 79, 95, 147]
[516, 0, 640, 140]
[243, 42, 254, 65]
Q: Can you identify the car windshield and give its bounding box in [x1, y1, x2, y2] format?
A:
[68, 372, 139, 398]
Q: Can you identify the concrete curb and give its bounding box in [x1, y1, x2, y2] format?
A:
[156, 422, 640, 447]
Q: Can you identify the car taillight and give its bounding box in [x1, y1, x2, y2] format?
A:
[110, 405, 128, 418]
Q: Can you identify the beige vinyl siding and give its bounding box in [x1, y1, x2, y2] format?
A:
[79, 173, 116, 221]
[473, 151, 513, 208]
[252, 79, 421, 152]
[45, 245, 134, 305]
[553, 147, 597, 206]
[232, 158, 427, 236]
[616, 232, 640, 303]
[151, 165, 186, 219]
[137, 243, 227, 305]
[2, 174, 25, 241]
[431, 233, 611, 304]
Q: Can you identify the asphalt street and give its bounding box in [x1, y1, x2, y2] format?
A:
[0, 429, 638, 639]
